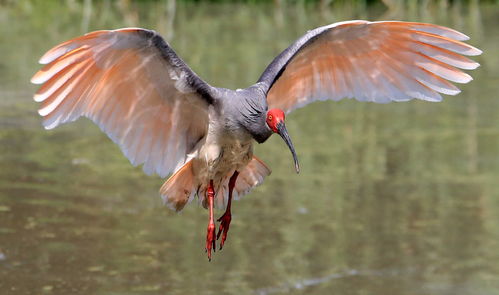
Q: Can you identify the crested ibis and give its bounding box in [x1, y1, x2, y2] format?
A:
[32, 20, 481, 260]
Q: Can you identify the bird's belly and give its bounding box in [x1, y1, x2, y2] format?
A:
[194, 139, 253, 183]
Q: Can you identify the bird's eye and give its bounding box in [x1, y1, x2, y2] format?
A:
[268, 115, 273, 120]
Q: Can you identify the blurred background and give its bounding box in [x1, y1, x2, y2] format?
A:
[1, 0, 498, 294]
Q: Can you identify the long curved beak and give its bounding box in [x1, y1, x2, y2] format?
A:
[276, 122, 300, 173]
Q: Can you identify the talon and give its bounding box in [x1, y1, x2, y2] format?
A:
[206, 222, 216, 261]
[216, 212, 231, 250]
[217, 223, 222, 240]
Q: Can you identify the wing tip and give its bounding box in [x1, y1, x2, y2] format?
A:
[42, 119, 57, 130]
[447, 89, 462, 96]
[31, 69, 50, 84]
[460, 45, 482, 57]
[406, 22, 472, 41]
[39, 57, 50, 65]
[458, 72, 473, 84]
[465, 61, 481, 70]
[38, 107, 49, 117]
[38, 50, 64, 65]
[30, 76, 41, 85]
[33, 94, 44, 102]
[456, 33, 471, 41]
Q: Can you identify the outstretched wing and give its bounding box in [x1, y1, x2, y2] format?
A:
[259, 21, 482, 113]
[32, 28, 215, 178]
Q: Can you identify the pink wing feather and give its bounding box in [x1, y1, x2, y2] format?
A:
[32, 29, 211, 178]
[266, 21, 482, 113]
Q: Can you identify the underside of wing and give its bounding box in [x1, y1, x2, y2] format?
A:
[263, 21, 482, 113]
[32, 28, 213, 177]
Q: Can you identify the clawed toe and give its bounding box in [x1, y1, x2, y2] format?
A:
[217, 212, 231, 250]
[205, 222, 216, 261]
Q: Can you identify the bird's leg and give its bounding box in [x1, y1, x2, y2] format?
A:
[205, 180, 216, 261]
[217, 170, 239, 250]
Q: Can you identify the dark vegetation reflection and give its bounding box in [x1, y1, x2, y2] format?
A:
[1, 0, 498, 294]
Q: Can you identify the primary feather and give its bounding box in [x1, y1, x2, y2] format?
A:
[32, 28, 215, 178]
[260, 20, 481, 113]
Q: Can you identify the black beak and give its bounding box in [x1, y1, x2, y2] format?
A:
[276, 122, 300, 173]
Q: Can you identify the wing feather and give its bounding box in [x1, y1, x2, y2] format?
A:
[261, 21, 481, 113]
[32, 28, 214, 177]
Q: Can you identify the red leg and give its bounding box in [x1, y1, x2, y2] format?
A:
[205, 180, 216, 261]
[217, 170, 239, 250]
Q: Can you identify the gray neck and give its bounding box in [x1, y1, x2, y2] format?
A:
[219, 84, 273, 144]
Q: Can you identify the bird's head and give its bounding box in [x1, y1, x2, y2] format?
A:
[266, 108, 300, 173]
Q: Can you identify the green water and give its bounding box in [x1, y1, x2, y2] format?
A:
[1, 1, 499, 294]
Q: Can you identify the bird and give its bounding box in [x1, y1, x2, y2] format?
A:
[32, 20, 481, 261]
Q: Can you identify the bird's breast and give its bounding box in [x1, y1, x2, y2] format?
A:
[194, 136, 253, 183]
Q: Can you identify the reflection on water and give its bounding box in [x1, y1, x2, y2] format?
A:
[1, 1, 499, 294]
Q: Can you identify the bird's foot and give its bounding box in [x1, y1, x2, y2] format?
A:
[205, 221, 216, 261]
[217, 211, 231, 250]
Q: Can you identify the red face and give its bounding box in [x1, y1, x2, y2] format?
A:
[266, 108, 285, 133]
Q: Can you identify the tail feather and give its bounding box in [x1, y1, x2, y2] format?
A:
[160, 159, 196, 212]
[160, 156, 271, 211]
[235, 155, 271, 199]
[216, 155, 271, 209]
